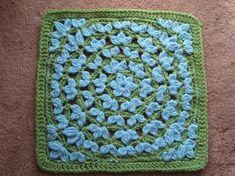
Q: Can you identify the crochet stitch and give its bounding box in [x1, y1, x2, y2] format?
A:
[36, 9, 208, 173]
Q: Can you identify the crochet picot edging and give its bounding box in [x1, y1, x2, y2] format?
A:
[36, 9, 208, 173]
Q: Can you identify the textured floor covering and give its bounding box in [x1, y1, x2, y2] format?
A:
[0, 0, 235, 176]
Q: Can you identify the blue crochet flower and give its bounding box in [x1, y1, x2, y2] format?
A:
[100, 94, 119, 111]
[152, 67, 164, 83]
[50, 80, 60, 98]
[56, 115, 68, 129]
[184, 77, 193, 94]
[159, 32, 180, 52]
[82, 91, 94, 108]
[47, 124, 57, 141]
[142, 120, 164, 136]
[104, 59, 127, 74]
[178, 62, 190, 78]
[48, 140, 70, 161]
[85, 38, 106, 53]
[110, 73, 137, 98]
[100, 144, 117, 154]
[70, 151, 89, 162]
[52, 19, 71, 39]
[87, 56, 103, 70]
[129, 61, 145, 79]
[64, 31, 84, 52]
[62, 127, 85, 147]
[113, 21, 131, 29]
[127, 114, 146, 126]
[51, 98, 63, 115]
[53, 63, 63, 80]
[187, 123, 198, 139]
[164, 123, 184, 145]
[121, 98, 143, 113]
[108, 115, 125, 126]
[79, 71, 90, 88]
[146, 102, 161, 117]
[90, 108, 105, 123]
[141, 52, 156, 67]
[152, 137, 166, 151]
[169, 73, 181, 96]
[93, 73, 107, 94]
[95, 23, 113, 33]
[137, 37, 158, 53]
[110, 32, 132, 45]
[139, 78, 153, 98]
[117, 146, 136, 156]
[159, 51, 174, 71]
[181, 93, 192, 111]
[135, 142, 154, 153]
[83, 140, 99, 152]
[71, 18, 86, 28]
[88, 124, 110, 139]
[70, 105, 86, 126]
[147, 26, 161, 38]
[81, 25, 96, 37]
[63, 78, 77, 100]
[114, 129, 138, 144]
[49, 39, 60, 53]
[69, 54, 86, 74]
[123, 47, 139, 59]
[130, 22, 147, 33]
[102, 46, 120, 58]
[162, 100, 178, 121]
[156, 85, 166, 103]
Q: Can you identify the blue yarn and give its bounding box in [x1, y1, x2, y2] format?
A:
[52, 98, 63, 114]
[48, 140, 70, 161]
[104, 59, 127, 74]
[64, 31, 84, 52]
[162, 100, 178, 121]
[52, 19, 71, 39]
[90, 108, 105, 123]
[129, 61, 145, 79]
[152, 67, 164, 83]
[49, 39, 60, 53]
[100, 94, 119, 111]
[147, 26, 161, 38]
[100, 144, 117, 154]
[82, 91, 94, 108]
[184, 39, 194, 54]
[117, 147, 127, 156]
[110, 73, 137, 98]
[88, 124, 109, 139]
[83, 140, 99, 152]
[70, 104, 86, 126]
[113, 21, 131, 29]
[181, 93, 192, 111]
[146, 102, 160, 117]
[127, 114, 145, 126]
[130, 22, 147, 33]
[156, 85, 166, 103]
[161, 148, 178, 161]
[47, 124, 57, 141]
[169, 73, 181, 96]
[121, 98, 143, 113]
[108, 115, 125, 126]
[178, 62, 190, 78]
[125, 146, 137, 155]
[56, 115, 68, 129]
[140, 78, 153, 98]
[142, 120, 164, 136]
[85, 38, 106, 53]
[184, 77, 193, 94]
[159, 32, 179, 52]
[175, 49, 186, 63]
[152, 137, 166, 150]
[137, 37, 158, 54]
[110, 32, 132, 45]
[69, 54, 86, 74]
[81, 25, 96, 37]
[95, 23, 113, 33]
[56, 50, 70, 64]
[187, 123, 198, 139]
[63, 78, 77, 100]
[87, 56, 103, 70]
[70, 151, 88, 162]
[79, 71, 90, 87]
[93, 73, 107, 94]
[157, 18, 173, 29]
[62, 127, 85, 147]
[102, 46, 120, 58]
[50, 80, 60, 98]
[123, 47, 139, 59]
[114, 129, 138, 144]
[71, 18, 86, 28]
[164, 127, 182, 145]
[159, 51, 174, 71]
[135, 142, 154, 153]
[178, 111, 189, 125]
[141, 52, 156, 67]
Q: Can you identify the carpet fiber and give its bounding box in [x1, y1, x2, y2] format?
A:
[0, 0, 234, 176]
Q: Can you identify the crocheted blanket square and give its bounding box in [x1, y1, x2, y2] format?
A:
[36, 9, 208, 173]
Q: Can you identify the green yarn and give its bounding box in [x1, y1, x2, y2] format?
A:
[36, 9, 208, 173]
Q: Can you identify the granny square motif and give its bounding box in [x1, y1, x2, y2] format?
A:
[36, 9, 208, 173]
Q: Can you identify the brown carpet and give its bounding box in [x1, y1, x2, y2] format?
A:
[0, 0, 235, 175]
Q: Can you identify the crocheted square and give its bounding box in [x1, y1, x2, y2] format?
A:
[36, 9, 208, 173]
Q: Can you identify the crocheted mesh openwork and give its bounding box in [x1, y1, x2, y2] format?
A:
[36, 10, 208, 173]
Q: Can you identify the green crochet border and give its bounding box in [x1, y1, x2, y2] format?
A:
[35, 9, 208, 173]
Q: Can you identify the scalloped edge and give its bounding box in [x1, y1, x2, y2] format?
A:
[35, 9, 208, 173]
